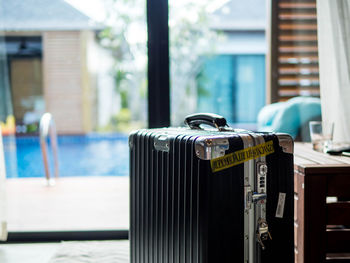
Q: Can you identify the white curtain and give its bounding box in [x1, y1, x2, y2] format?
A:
[317, 0, 350, 142]
[0, 128, 7, 241]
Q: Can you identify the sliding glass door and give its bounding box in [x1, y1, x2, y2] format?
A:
[0, 0, 147, 235]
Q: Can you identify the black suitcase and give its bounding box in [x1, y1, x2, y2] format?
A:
[129, 113, 294, 263]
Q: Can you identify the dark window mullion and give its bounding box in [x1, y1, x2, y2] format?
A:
[147, 0, 170, 128]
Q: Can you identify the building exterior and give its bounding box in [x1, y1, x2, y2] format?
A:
[0, 0, 105, 134]
[0, 0, 267, 132]
[197, 0, 266, 125]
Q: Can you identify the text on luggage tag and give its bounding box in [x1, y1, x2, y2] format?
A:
[210, 140, 275, 173]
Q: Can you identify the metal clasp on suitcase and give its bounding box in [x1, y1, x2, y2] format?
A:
[256, 218, 272, 250]
[244, 188, 266, 211]
[244, 162, 268, 211]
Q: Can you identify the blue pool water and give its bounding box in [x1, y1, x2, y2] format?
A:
[3, 134, 129, 178]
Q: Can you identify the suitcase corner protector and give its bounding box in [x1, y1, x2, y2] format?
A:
[195, 136, 230, 160]
[276, 133, 294, 154]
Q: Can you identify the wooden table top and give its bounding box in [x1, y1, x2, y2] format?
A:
[294, 143, 350, 174]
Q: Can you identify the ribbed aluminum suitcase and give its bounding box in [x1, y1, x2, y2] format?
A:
[129, 113, 294, 263]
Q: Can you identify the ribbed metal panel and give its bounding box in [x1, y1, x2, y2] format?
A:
[131, 132, 203, 263]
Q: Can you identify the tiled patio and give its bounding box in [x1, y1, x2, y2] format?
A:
[5, 176, 129, 231]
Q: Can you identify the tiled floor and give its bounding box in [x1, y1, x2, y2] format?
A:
[0, 242, 60, 263]
[1, 176, 130, 262]
[0, 240, 130, 263]
[6, 176, 129, 231]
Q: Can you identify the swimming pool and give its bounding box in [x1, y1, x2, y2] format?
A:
[3, 134, 129, 178]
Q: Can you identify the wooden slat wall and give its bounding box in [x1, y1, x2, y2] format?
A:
[43, 31, 85, 134]
[268, 0, 320, 103]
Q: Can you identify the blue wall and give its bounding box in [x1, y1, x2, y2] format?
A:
[197, 54, 265, 123]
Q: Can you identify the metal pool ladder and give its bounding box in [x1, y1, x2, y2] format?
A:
[39, 113, 59, 185]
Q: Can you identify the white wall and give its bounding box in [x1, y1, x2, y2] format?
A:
[0, 128, 8, 241]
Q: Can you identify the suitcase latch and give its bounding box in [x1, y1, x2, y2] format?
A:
[256, 218, 272, 250]
[154, 135, 170, 152]
[244, 187, 267, 211]
[244, 186, 252, 211]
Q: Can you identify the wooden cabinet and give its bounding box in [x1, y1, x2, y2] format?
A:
[294, 143, 350, 262]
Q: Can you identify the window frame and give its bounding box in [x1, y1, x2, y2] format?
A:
[3, 0, 170, 243]
[147, 0, 170, 128]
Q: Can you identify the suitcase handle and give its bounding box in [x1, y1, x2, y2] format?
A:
[184, 113, 228, 130]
